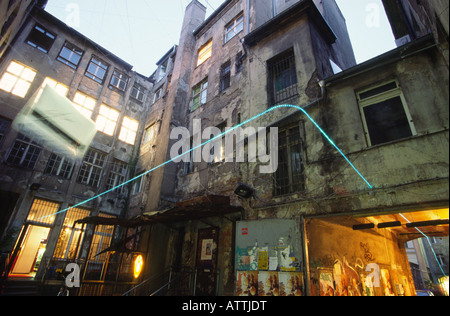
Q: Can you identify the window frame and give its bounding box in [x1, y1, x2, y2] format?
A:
[131, 83, 146, 102]
[267, 49, 299, 106]
[191, 78, 208, 112]
[73, 91, 97, 119]
[85, 56, 109, 84]
[220, 60, 231, 92]
[197, 39, 212, 66]
[45, 153, 75, 179]
[224, 13, 244, 43]
[118, 116, 139, 145]
[0, 60, 37, 98]
[77, 148, 107, 187]
[26, 24, 56, 53]
[6, 134, 42, 170]
[357, 80, 416, 147]
[273, 122, 305, 196]
[95, 104, 119, 136]
[57, 41, 84, 69]
[109, 69, 129, 92]
[105, 160, 128, 194]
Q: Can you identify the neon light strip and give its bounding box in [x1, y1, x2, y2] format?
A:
[40, 104, 372, 219]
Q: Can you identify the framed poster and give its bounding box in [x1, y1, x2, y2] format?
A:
[200, 239, 213, 260]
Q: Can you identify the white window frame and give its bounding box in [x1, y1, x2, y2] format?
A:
[96, 104, 119, 136]
[0, 60, 37, 98]
[197, 39, 212, 66]
[119, 116, 139, 145]
[224, 13, 244, 43]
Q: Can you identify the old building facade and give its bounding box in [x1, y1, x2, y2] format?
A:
[0, 5, 153, 290]
[0, 0, 448, 296]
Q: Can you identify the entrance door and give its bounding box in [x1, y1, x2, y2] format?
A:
[11, 225, 50, 276]
[195, 228, 219, 296]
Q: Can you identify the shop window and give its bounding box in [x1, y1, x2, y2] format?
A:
[191, 78, 208, 111]
[267, 49, 298, 106]
[357, 80, 416, 146]
[45, 153, 75, 179]
[96, 104, 119, 136]
[26, 199, 60, 226]
[109, 69, 128, 92]
[26, 24, 56, 53]
[77, 148, 106, 187]
[220, 61, 231, 92]
[197, 39, 212, 66]
[73, 91, 97, 119]
[85, 56, 109, 84]
[57, 41, 83, 69]
[119, 116, 139, 145]
[0, 60, 37, 98]
[106, 160, 128, 194]
[274, 122, 305, 196]
[7, 133, 41, 169]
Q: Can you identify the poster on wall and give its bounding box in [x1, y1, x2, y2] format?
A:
[279, 272, 303, 296]
[381, 269, 395, 296]
[200, 239, 213, 261]
[236, 271, 258, 296]
[319, 269, 335, 296]
[258, 271, 279, 296]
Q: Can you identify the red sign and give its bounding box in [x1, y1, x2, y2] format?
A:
[241, 228, 248, 235]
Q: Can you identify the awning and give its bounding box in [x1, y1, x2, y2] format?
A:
[76, 195, 243, 228]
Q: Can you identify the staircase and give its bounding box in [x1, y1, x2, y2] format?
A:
[1, 278, 38, 296]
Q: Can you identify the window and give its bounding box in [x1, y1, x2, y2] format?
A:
[191, 78, 208, 111]
[109, 69, 128, 91]
[77, 148, 106, 187]
[7, 134, 41, 169]
[225, 13, 244, 43]
[57, 42, 83, 69]
[157, 59, 168, 82]
[274, 123, 305, 196]
[96, 104, 119, 136]
[45, 153, 75, 179]
[0, 117, 10, 144]
[85, 56, 109, 84]
[131, 83, 146, 102]
[220, 61, 231, 92]
[267, 49, 298, 106]
[40, 77, 69, 97]
[143, 124, 156, 144]
[26, 199, 60, 226]
[119, 116, 139, 145]
[26, 24, 56, 53]
[197, 39, 212, 66]
[54, 207, 90, 259]
[132, 173, 144, 195]
[209, 122, 226, 164]
[357, 81, 415, 146]
[153, 87, 162, 103]
[0, 60, 37, 98]
[183, 137, 194, 175]
[106, 160, 128, 194]
[73, 91, 97, 119]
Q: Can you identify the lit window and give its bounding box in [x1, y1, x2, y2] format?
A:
[96, 104, 119, 136]
[26, 24, 56, 53]
[0, 61, 37, 98]
[40, 77, 69, 97]
[119, 116, 139, 145]
[57, 42, 83, 69]
[73, 91, 96, 119]
[197, 39, 212, 66]
[109, 69, 128, 91]
[191, 78, 208, 111]
[357, 81, 416, 146]
[225, 13, 244, 43]
[85, 56, 109, 84]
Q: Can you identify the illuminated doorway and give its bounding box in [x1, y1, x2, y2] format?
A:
[9, 199, 59, 277]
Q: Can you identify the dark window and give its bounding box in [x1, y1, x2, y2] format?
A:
[45, 153, 74, 179]
[7, 134, 41, 169]
[274, 123, 305, 196]
[57, 42, 83, 69]
[220, 61, 231, 92]
[77, 149, 106, 187]
[267, 49, 298, 106]
[106, 160, 128, 194]
[358, 81, 415, 146]
[26, 24, 56, 53]
[0, 117, 10, 144]
[85, 56, 109, 84]
[131, 83, 146, 102]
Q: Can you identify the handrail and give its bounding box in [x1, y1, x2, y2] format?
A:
[121, 268, 171, 296]
[150, 272, 190, 296]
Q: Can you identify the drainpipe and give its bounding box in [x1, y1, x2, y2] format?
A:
[300, 216, 311, 296]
